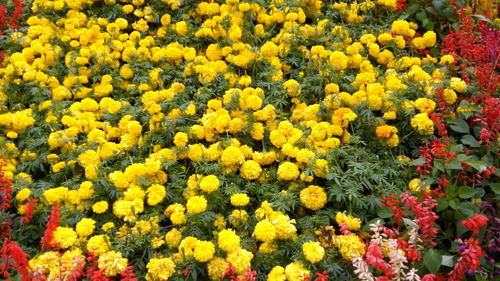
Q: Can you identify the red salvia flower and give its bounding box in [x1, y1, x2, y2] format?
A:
[401, 193, 439, 246]
[120, 266, 138, 281]
[20, 198, 37, 224]
[41, 204, 60, 250]
[365, 243, 392, 278]
[0, 238, 30, 281]
[448, 238, 484, 281]
[461, 214, 488, 235]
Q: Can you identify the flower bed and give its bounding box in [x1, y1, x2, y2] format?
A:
[0, 0, 498, 280]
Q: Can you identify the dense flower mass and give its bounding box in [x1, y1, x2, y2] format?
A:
[0, 0, 497, 280]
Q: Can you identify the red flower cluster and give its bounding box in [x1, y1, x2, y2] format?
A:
[442, 9, 499, 94]
[401, 193, 439, 246]
[365, 243, 392, 278]
[20, 198, 37, 224]
[0, 0, 24, 61]
[0, 238, 30, 281]
[461, 214, 488, 235]
[448, 238, 484, 281]
[41, 204, 60, 250]
[0, 160, 13, 238]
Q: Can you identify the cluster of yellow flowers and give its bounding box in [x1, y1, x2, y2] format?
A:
[0, 0, 471, 279]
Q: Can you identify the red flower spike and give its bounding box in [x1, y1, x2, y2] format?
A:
[20, 199, 38, 224]
[461, 214, 488, 235]
[120, 266, 138, 281]
[0, 239, 30, 281]
[41, 204, 61, 250]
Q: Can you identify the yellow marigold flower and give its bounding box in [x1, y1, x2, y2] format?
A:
[199, 175, 220, 193]
[414, 98, 436, 113]
[440, 54, 455, 64]
[302, 241, 325, 264]
[173, 132, 188, 147]
[411, 113, 434, 135]
[329, 51, 348, 71]
[76, 218, 96, 237]
[193, 240, 215, 262]
[423, 31, 436, 47]
[221, 146, 245, 167]
[391, 20, 415, 37]
[170, 211, 187, 225]
[123, 4, 134, 13]
[377, 33, 393, 45]
[336, 234, 366, 260]
[52, 227, 77, 249]
[335, 212, 361, 231]
[43, 186, 68, 205]
[98, 251, 128, 277]
[186, 195, 207, 214]
[268, 266, 286, 281]
[208, 257, 228, 280]
[230, 193, 250, 207]
[450, 77, 467, 93]
[6, 131, 17, 139]
[253, 219, 276, 242]
[218, 229, 240, 252]
[246, 95, 263, 111]
[277, 161, 300, 181]
[442, 89, 457, 104]
[102, 222, 114, 232]
[375, 124, 398, 139]
[226, 248, 253, 274]
[261, 41, 279, 58]
[15, 188, 31, 202]
[240, 160, 262, 180]
[300, 185, 327, 211]
[145, 257, 175, 281]
[165, 228, 182, 248]
[146, 184, 166, 205]
[87, 235, 109, 256]
[92, 201, 109, 214]
[175, 21, 188, 36]
[285, 262, 310, 281]
[229, 210, 249, 227]
[119, 65, 134, 80]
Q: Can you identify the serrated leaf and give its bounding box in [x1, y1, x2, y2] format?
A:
[424, 249, 442, 273]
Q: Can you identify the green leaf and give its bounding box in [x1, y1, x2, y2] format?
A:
[449, 119, 470, 134]
[436, 198, 449, 212]
[492, 183, 500, 196]
[461, 135, 480, 147]
[424, 249, 442, 273]
[377, 206, 394, 218]
[405, 4, 420, 16]
[464, 159, 487, 172]
[458, 186, 476, 199]
[445, 159, 463, 170]
[449, 198, 459, 210]
[432, 0, 447, 10]
[410, 158, 427, 166]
